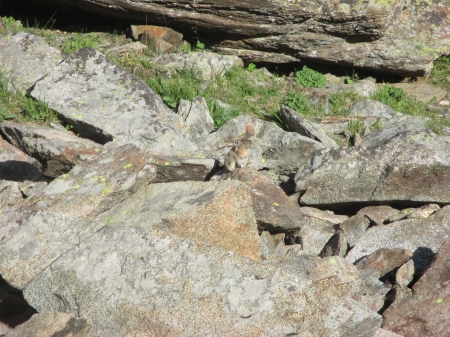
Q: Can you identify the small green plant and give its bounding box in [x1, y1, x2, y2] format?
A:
[196, 40, 205, 50]
[347, 119, 364, 135]
[294, 66, 326, 88]
[61, 32, 100, 54]
[345, 71, 360, 84]
[372, 86, 428, 116]
[247, 63, 257, 72]
[23, 99, 57, 123]
[370, 118, 383, 132]
[0, 106, 16, 122]
[209, 100, 242, 129]
[430, 55, 450, 89]
[328, 91, 363, 116]
[180, 43, 191, 53]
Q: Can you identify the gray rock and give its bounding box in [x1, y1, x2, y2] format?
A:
[105, 41, 147, 56]
[347, 206, 450, 275]
[5, 312, 91, 337]
[395, 259, 414, 287]
[30, 48, 199, 156]
[373, 328, 404, 337]
[279, 105, 338, 148]
[201, 115, 326, 175]
[177, 96, 215, 143]
[390, 83, 447, 103]
[319, 230, 348, 258]
[357, 205, 400, 226]
[340, 214, 370, 247]
[0, 180, 22, 203]
[351, 269, 390, 313]
[354, 248, 413, 279]
[23, 226, 381, 336]
[0, 121, 104, 178]
[0, 136, 44, 182]
[150, 156, 217, 183]
[295, 130, 450, 206]
[349, 99, 397, 120]
[298, 206, 349, 225]
[310, 80, 378, 105]
[0, 32, 63, 94]
[299, 217, 336, 256]
[406, 203, 440, 219]
[152, 51, 243, 80]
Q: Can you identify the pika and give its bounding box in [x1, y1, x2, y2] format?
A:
[224, 138, 252, 171]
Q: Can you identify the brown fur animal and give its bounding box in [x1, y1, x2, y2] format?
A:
[224, 138, 252, 171]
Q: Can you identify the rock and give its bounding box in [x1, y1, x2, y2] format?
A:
[0, 121, 104, 178]
[391, 83, 447, 103]
[0, 136, 45, 182]
[152, 51, 243, 80]
[0, 181, 22, 204]
[357, 205, 400, 226]
[23, 144, 157, 219]
[386, 207, 416, 223]
[27, 0, 450, 76]
[319, 230, 348, 258]
[310, 80, 378, 103]
[177, 96, 215, 143]
[405, 203, 440, 219]
[201, 115, 326, 175]
[105, 41, 147, 56]
[382, 236, 450, 336]
[279, 105, 338, 148]
[299, 217, 336, 256]
[30, 48, 199, 156]
[295, 130, 450, 207]
[298, 206, 349, 225]
[260, 231, 285, 260]
[16, 181, 48, 199]
[339, 214, 370, 247]
[23, 229, 381, 336]
[5, 312, 91, 337]
[349, 100, 398, 120]
[130, 25, 183, 50]
[347, 206, 450, 275]
[150, 156, 217, 183]
[374, 328, 404, 337]
[352, 269, 390, 313]
[0, 32, 63, 94]
[228, 168, 303, 235]
[395, 259, 414, 287]
[354, 248, 413, 279]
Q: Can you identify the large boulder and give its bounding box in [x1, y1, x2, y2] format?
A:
[295, 129, 450, 207]
[0, 32, 63, 94]
[29, 48, 199, 156]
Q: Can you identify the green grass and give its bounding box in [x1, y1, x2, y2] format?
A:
[295, 66, 326, 88]
[429, 56, 450, 89]
[61, 32, 100, 54]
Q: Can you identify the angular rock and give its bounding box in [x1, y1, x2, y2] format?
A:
[5, 312, 91, 337]
[0, 181, 22, 204]
[150, 156, 217, 183]
[295, 130, 450, 206]
[347, 206, 450, 275]
[352, 269, 390, 313]
[30, 48, 199, 156]
[350, 100, 398, 120]
[259, 231, 285, 261]
[299, 217, 336, 256]
[354, 248, 413, 279]
[387, 207, 416, 223]
[406, 204, 440, 220]
[340, 214, 370, 247]
[298, 206, 349, 225]
[382, 236, 450, 337]
[152, 51, 243, 80]
[0, 136, 44, 182]
[395, 259, 414, 287]
[229, 168, 302, 235]
[23, 226, 381, 336]
[130, 25, 183, 49]
[310, 80, 377, 102]
[105, 41, 147, 56]
[0, 32, 63, 94]
[279, 105, 338, 148]
[201, 115, 326, 175]
[177, 96, 215, 143]
[0, 121, 104, 178]
[319, 230, 348, 258]
[374, 328, 404, 337]
[23, 144, 157, 219]
[357, 205, 400, 226]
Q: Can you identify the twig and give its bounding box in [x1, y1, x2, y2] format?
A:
[43, 9, 57, 30]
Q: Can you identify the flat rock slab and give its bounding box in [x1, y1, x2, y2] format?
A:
[0, 32, 63, 94]
[391, 83, 447, 104]
[23, 222, 381, 337]
[346, 206, 450, 275]
[95, 180, 261, 261]
[152, 51, 243, 80]
[0, 121, 104, 178]
[295, 130, 450, 207]
[382, 235, 450, 337]
[354, 248, 413, 278]
[24, 144, 157, 219]
[30, 48, 199, 156]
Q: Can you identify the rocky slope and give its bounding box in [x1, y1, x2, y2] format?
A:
[1, 20, 450, 337]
